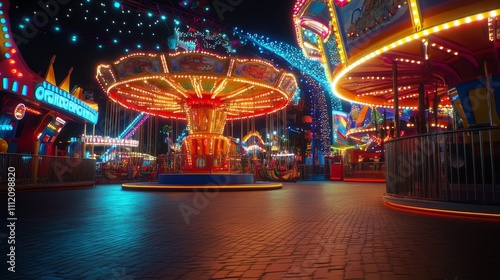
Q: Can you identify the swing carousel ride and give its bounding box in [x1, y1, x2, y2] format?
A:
[96, 50, 299, 188]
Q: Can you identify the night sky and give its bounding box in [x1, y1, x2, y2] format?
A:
[6, 0, 300, 143]
[9, 0, 298, 87]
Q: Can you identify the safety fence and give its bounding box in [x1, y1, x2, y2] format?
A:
[96, 154, 255, 184]
[343, 162, 386, 181]
[0, 153, 95, 187]
[385, 126, 500, 204]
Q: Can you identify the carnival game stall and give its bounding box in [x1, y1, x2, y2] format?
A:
[0, 1, 98, 187]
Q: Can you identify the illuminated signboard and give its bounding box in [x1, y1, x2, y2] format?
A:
[82, 135, 139, 147]
[35, 81, 98, 124]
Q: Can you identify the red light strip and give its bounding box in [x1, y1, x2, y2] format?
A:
[385, 201, 500, 220]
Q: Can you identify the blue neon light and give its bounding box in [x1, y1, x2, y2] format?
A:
[11, 80, 18, 92]
[102, 113, 149, 160]
[236, 31, 342, 111]
[118, 112, 147, 138]
[0, 124, 13, 131]
[2, 77, 8, 90]
[34, 81, 98, 124]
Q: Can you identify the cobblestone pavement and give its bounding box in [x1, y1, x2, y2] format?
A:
[1, 181, 500, 280]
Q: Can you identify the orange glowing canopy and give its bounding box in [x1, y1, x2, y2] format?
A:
[294, 0, 500, 109]
[96, 51, 298, 120]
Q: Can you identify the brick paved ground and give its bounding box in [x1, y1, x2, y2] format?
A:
[1, 181, 500, 280]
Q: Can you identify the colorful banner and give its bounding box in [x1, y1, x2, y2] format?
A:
[115, 56, 163, 78]
[232, 61, 279, 84]
[168, 53, 227, 74]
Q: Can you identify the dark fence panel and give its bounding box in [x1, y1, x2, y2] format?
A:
[343, 162, 386, 180]
[0, 153, 95, 186]
[386, 127, 500, 204]
[303, 164, 327, 180]
[96, 154, 256, 184]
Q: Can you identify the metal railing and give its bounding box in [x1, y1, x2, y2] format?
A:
[0, 153, 96, 186]
[95, 154, 256, 184]
[344, 162, 386, 180]
[157, 154, 255, 174]
[385, 126, 500, 204]
[303, 164, 327, 180]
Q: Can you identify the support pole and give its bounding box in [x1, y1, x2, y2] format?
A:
[484, 60, 495, 126]
[433, 84, 439, 130]
[382, 109, 386, 160]
[426, 92, 430, 133]
[392, 61, 400, 138]
[484, 60, 497, 197]
[82, 123, 87, 158]
[418, 83, 425, 134]
[32, 140, 40, 184]
[91, 124, 95, 159]
[312, 90, 316, 165]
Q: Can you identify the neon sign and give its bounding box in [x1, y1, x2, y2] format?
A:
[35, 81, 98, 124]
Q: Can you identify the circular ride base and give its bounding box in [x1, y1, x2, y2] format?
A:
[122, 173, 282, 191]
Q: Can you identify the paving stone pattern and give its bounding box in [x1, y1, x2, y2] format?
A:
[1, 181, 500, 279]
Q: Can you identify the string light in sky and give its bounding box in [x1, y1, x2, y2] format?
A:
[235, 29, 342, 111]
[11, 0, 231, 54]
[302, 76, 332, 154]
[317, 85, 332, 154]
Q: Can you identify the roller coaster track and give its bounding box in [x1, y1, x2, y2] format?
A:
[101, 112, 150, 161]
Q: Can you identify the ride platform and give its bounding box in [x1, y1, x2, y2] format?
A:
[122, 173, 282, 191]
[122, 182, 282, 191]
